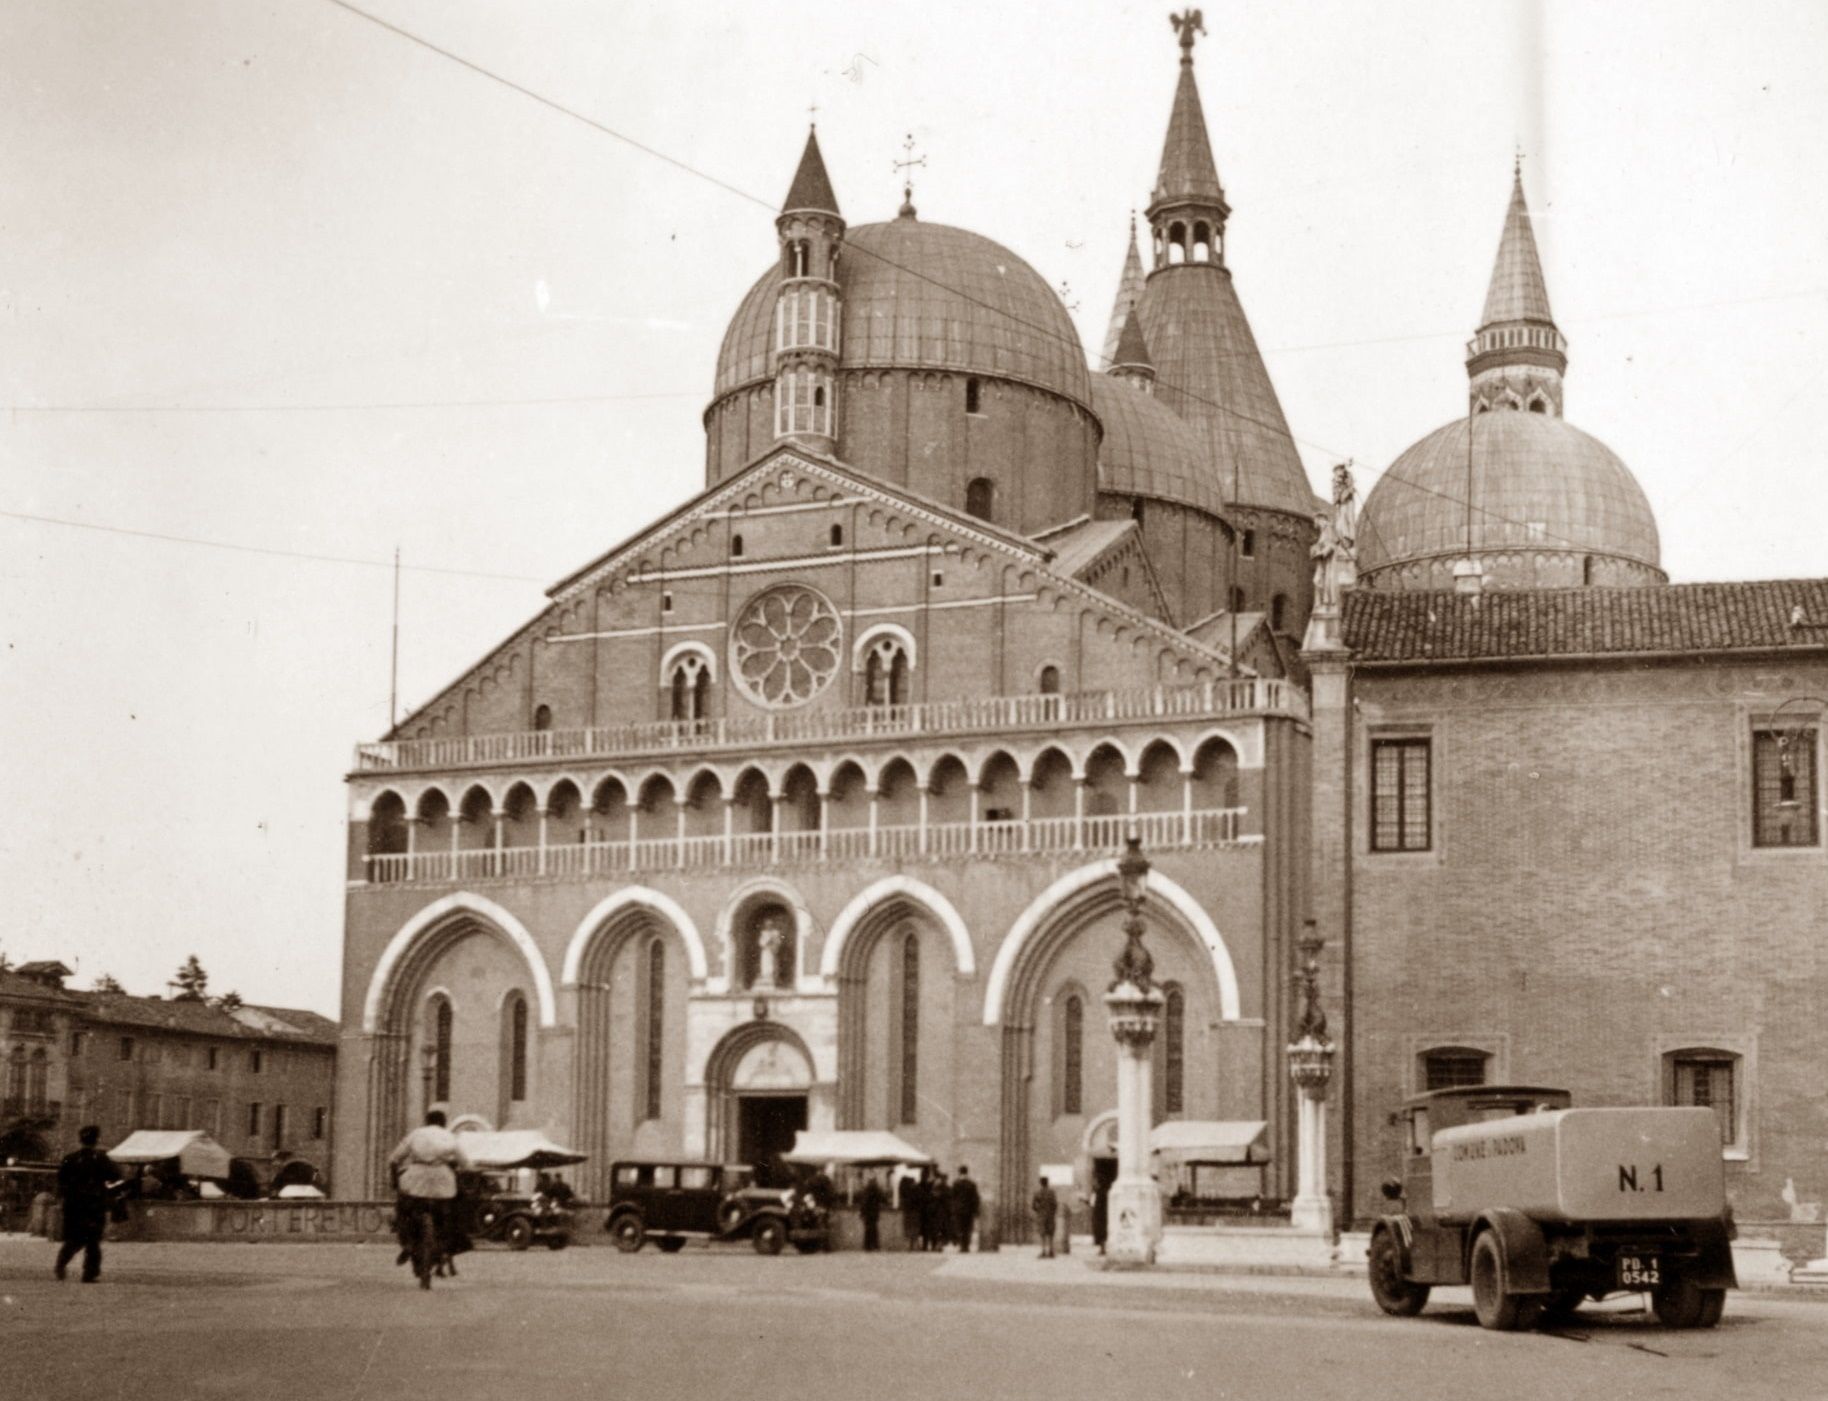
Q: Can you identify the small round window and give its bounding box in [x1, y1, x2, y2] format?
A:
[729, 584, 843, 709]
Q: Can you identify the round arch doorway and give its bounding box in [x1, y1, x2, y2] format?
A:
[706, 1023, 815, 1187]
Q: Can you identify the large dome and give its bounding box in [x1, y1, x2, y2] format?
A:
[1359, 409, 1663, 586]
[714, 217, 1093, 411]
[1090, 376, 1225, 519]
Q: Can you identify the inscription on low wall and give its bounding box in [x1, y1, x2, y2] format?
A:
[137, 1200, 397, 1243]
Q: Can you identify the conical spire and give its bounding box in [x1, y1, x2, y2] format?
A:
[782, 127, 839, 215]
[1465, 164, 1567, 416]
[1112, 308, 1153, 373]
[1099, 220, 1147, 367]
[1480, 166, 1553, 327]
[1151, 14, 1226, 211]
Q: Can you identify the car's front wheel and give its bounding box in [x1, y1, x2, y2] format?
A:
[609, 1215, 645, 1253]
[752, 1217, 786, 1256]
[503, 1216, 534, 1251]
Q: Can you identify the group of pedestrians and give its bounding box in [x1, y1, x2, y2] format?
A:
[895, 1164, 979, 1252]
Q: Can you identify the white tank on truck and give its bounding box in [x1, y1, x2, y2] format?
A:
[1367, 1086, 1737, 1333]
[1432, 1107, 1725, 1224]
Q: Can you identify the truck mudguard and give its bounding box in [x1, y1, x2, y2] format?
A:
[1689, 1217, 1738, 1291]
[1471, 1207, 1551, 1294]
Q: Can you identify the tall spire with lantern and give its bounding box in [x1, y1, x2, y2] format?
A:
[1147, 10, 1230, 269]
[1465, 164, 1567, 418]
[773, 127, 844, 453]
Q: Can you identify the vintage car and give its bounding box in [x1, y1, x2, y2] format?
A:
[472, 1173, 573, 1251]
[604, 1160, 826, 1255]
[1368, 1085, 1736, 1331]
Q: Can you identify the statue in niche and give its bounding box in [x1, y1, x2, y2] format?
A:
[750, 911, 792, 991]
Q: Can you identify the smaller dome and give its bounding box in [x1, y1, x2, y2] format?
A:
[1091, 377, 1225, 519]
[714, 219, 1092, 411]
[1360, 410, 1661, 582]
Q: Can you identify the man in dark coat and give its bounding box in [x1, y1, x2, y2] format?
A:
[1032, 1176, 1059, 1258]
[858, 1173, 886, 1252]
[54, 1125, 121, 1283]
[899, 1171, 924, 1251]
[950, 1165, 980, 1252]
[923, 1169, 949, 1251]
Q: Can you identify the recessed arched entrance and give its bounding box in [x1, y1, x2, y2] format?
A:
[704, 1022, 814, 1186]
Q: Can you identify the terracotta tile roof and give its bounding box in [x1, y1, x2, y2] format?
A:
[0, 969, 87, 1005]
[1343, 581, 1828, 663]
[81, 994, 338, 1045]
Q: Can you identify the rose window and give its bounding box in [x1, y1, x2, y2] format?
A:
[730, 585, 842, 708]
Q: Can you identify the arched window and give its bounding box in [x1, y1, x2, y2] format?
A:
[1270, 594, 1289, 632]
[829, 523, 844, 547]
[965, 477, 995, 521]
[669, 654, 711, 724]
[1192, 222, 1211, 262]
[1062, 994, 1084, 1115]
[813, 384, 825, 409]
[430, 995, 453, 1103]
[731, 532, 744, 558]
[1228, 586, 1246, 612]
[965, 377, 982, 415]
[643, 938, 665, 1122]
[1582, 555, 1596, 586]
[898, 931, 920, 1125]
[1529, 396, 1548, 414]
[3, 1047, 22, 1103]
[532, 704, 552, 732]
[864, 637, 911, 708]
[504, 992, 528, 1106]
[1163, 985, 1185, 1115]
[1038, 664, 1061, 695]
[1167, 222, 1187, 264]
[789, 240, 809, 278]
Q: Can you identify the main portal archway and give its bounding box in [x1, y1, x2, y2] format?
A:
[703, 1022, 816, 1184]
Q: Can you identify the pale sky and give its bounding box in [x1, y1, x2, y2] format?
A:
[3, 0, 1824, 1016]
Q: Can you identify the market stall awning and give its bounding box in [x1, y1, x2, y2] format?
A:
[108, 1130, 233, 1179]
[451, 1130, 587, 1170]
[1149, 1120, 1269, 1165]
[782, 1131, 933, 1168]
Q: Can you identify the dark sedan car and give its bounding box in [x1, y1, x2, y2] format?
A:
[604, 1160, 825, 1255]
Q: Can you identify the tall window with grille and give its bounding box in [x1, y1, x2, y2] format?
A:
[642, 938, 665, 1123]
[898, 933, 920, 1125]
[1061, 994, 1084, 1115]
[431, 995, 453, 1103]
[775, 368, 833, 438]
[505, 992, 528, 1105]
[1752, 726, 1819, 847]
[1667, 1048, 1740, 1148]
[1371, 737, 1432, 852]
[1161, 985, 1185, 1116]
[1420, 1046, 1489, 1091]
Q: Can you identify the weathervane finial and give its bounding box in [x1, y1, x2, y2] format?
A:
[893, 131, 927, 218]
[1170, 9, 1206, 60]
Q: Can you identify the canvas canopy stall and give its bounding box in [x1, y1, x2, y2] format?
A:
[449, 1131, 588, 1170]
[781, 1131, 932, 1168]
[1150, 1121, 1270, 1212]
[108, 1130, 234, 1181]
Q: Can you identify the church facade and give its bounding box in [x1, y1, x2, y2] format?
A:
[332, 23, 1827, 1245]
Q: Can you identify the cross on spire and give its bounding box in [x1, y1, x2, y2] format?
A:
[893, 132, 927, 217]
[807, 100, 819, 127]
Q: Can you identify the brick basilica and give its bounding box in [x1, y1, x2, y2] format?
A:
[332, 23, 1828, 1246]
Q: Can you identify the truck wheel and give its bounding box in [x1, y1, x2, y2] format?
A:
[1651, 1277, 1726, 1329]
[1367, 1229, 1430, 1317]
[503, 1216, 534, 1252]
[752, 1217, 786, 1256]
[609, 1215, 645, 1253]
[1470, 1232, 1543, 1332]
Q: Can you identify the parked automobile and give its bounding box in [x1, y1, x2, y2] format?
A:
[472, 1172, 573, 1250]
[604, 1160, 826, 1255]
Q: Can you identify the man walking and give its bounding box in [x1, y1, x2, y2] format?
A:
[54, 1125, 120, 1283]
[950, 1165, 980, 1253]
[388, 1109, 472, 1289]
[858, 1173, 886, 1252]
[1032, 1175, 1059, 1258]
[900, 1170, 924, 1251]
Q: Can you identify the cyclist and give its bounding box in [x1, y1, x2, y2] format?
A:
[388, 1110, 472, 1289]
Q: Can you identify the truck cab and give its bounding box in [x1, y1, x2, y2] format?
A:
[1370, 1085, 1735, 1332]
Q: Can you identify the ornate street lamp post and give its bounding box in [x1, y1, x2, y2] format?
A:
[1104, 836, 1165, 1264]
[1287, 920, 1337, 1236]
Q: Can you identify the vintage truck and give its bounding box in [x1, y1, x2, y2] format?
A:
[1368, 1085, 1736, 1331]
